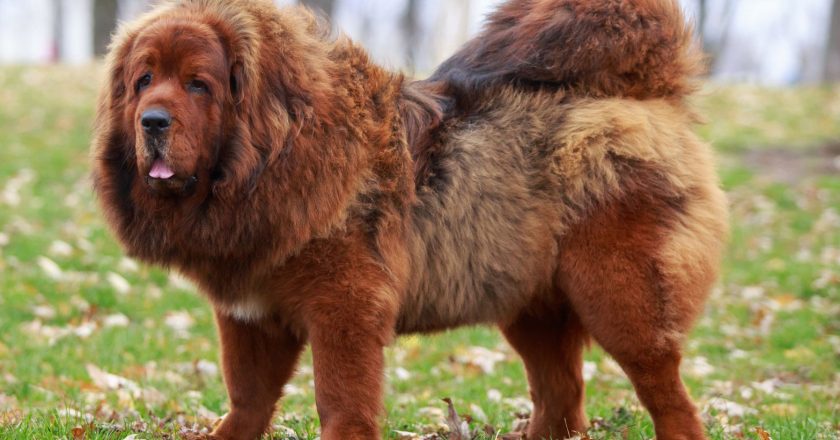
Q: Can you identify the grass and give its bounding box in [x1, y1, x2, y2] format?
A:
[0, 65, 838, 439]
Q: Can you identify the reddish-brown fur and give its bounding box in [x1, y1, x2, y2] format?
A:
[92, 1, 728, 439]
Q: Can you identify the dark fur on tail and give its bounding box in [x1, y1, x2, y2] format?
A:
[401, 0, 703, 182]
[428, 0, 703, 106]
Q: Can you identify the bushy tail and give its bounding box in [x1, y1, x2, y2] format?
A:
[428, 0, 703, 103]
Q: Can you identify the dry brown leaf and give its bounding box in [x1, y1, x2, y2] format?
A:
[755, 427, 772, 440]
[0, 410, 23, 425]
[442, 398, 470, 440]
[71, 425, 86, 440]
[510, 417, 529, 433]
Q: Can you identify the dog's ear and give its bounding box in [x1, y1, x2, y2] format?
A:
[92, 15, 146, 164]
[91, 17, 149, 227]
[214, 55, 284, 202]
[100, 30, 135, 112]
[229, 61, 244, 105]
[98, 3, 175, 112]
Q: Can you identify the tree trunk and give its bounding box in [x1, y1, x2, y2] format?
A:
[403, 0, 420, 71]
[52, 0, 63, 62]
[699, 0, 734, 75]
[300, 0, 336, 17]
[825, 0, 840, 81]
[93, 0, 118, 56]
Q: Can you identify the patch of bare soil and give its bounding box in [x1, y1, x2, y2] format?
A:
[739, 142, 840, 183]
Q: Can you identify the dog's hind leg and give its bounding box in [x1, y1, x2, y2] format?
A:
[501, 305, 589, 439]
[557, 191, 725, 440]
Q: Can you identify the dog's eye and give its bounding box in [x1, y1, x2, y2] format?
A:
[188, 79, 209, 94]
[136, 73, 152, 92]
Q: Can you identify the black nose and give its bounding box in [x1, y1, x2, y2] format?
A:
[141, 109, 171, 134]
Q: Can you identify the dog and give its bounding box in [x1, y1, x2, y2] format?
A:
[92, 0, 728, 438]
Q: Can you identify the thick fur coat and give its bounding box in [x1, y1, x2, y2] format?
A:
[92, 0, 729, 439]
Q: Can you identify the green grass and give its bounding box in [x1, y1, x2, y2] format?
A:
[0, 66, 839, 439]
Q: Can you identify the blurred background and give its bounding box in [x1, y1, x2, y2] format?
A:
[0, 1, 838, 439]
[1, 0, 840, 83]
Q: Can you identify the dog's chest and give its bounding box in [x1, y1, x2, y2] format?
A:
[219, 296, 268, 322]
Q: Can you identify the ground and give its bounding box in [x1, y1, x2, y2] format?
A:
[0, 66, 838, 439]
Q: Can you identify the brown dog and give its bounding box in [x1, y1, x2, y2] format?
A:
[92, 0, 728, 439]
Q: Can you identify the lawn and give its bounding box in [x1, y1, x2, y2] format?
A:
[0, 65, 838, 439]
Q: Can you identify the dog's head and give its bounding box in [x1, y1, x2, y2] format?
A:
[92, 1, 349, 260]
[94, 1, 336, 205]
[124, 18, 235, 197]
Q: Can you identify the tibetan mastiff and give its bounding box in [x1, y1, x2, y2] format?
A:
[92, 0, 728, 438]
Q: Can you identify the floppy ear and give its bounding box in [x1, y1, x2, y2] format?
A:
[211, 52, 287, 201]
[97, 3, 172, 116]
[211, 6, 338, 201]
[100, 37, 134, 116]
[92, 20, 142, 169]
[229, 61, 244, 105]
[91, 19, 146, 234]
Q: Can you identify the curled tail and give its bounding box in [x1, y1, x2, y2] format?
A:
[428, 0, 703, 103]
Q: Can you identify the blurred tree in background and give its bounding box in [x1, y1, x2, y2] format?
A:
[94, 0, 118, 56]
[696, 0, 735, 73]
[300, 0, 336, 16]
[8, 0, 839, 84]
[826, 0, 840, 80]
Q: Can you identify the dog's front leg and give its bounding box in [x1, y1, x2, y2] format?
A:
[210, 310, 305, 440]
[305, 284, 398, 440]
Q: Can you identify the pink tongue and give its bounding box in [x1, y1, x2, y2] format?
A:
[149, 159, 175, 179]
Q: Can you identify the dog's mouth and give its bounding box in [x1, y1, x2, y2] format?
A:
[144, 157, 198, 197]
[149, 158, 175, 179]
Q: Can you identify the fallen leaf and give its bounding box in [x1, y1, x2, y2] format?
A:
[271, 423, 299, 439]
[511, 417, 529, 433]
[502, 396, 533, 414]
[164, 311, 194, 337]
[755, 427, 772, 440]
[107, 272, 131, 295]
[443, 398, 470, 440]
[86, 364, 140, 395]
[583, 361, 597, 381]
[393, 430, 422, 440]
[455, 346, 506, 374]
[766, 403, 797, 416]
[741, 286, 765, 300]
[195, 360, 219, 377]
[32, 305, 57, 320]
[103, 313, 130, 328]
[118, 257, 139, 273]
[469, 403, 487, 423]
[48, 240, 74, 257]
[705, 397, 757, 419]
[169, 273, 195, 291]
[71, 425, 86, 440]
[684, 356, 715, 378]
[37, 256, 64, 280]
[394, 366, 411, 380]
